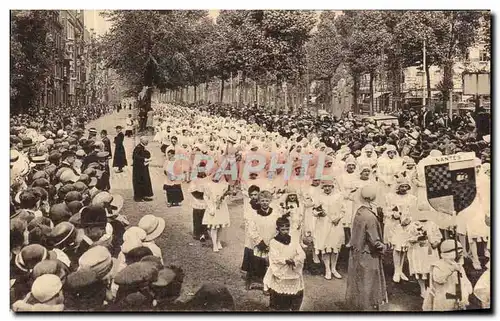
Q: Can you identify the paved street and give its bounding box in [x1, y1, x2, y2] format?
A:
[87, 109, 482, 312]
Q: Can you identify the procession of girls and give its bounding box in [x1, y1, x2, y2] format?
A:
[155, 105, 490, 311]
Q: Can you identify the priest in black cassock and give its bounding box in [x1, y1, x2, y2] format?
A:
[113, 126, 127, 172]
[132, 136, 153, 202]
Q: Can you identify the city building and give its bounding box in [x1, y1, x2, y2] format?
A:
[60, 10, 87, 107]
[353, 41, 491, 114]
[41, 11, 65, 109]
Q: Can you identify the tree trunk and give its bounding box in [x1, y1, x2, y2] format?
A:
[254, 80, 258, 103]
[237, 71, 243, 108]
[263, 84, 268, 108]
[220, 77, 225, 103]
[353, 74, 360, 114]
[425, 63, 431, 103]
[143, 58, 154, 111]
[273, 83, 277, 112]
[325, 77, 332, 114]
[442, 61, 453, 113]
[369, 72, 375, 116]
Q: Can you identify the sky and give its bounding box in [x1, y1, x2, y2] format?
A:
[83, 10, 331, 35]
[84, 10, 112, 35]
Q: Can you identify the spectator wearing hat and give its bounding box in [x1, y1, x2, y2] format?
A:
[49, 221, 81, 270]
[16, 189, 43, 220]
[149, 265, 186, 310]
[26, 216, 53, 247]
[11, 243, 58, 302]
[58, 150, 80, 179]
[96, 151, 111, 191]
[92, 191, 128, 256]
[132, 137, 154, 202]
[79, 246, 119, 299]
[29, 154, 50, 174]
[81, 141, 102, 172]
[138, 215, 165, 264]
[112, 125, 127, 173]
[10, 219, 29, 301]
[346, 184, 387, 311]
[100, 129, 112, 158]
[109, 261, 159, 311]
[74, 149, 86, 172]
[64, 268, 107, 311]
[31, 259, 70, 288]
[12, 274, 65, 311]
[78, 206, 113, 253]
[88, 128, 97, 140]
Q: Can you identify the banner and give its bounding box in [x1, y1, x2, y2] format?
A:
[424, 152, 477, 215]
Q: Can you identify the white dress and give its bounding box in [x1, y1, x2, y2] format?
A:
[337, 171, 358, 228]
[312, 192, 345, 254]
[406, 220, 442, 278]
[202, 181, 230, 229]
[300, 184, 320, 242]
[377, 156, 403, 199]
[456, 194, 488, 242]
[383, 192, 417, 250]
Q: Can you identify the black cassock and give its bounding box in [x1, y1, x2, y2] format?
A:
[132, 143, 153, 199]
[112, 132, 128, 168]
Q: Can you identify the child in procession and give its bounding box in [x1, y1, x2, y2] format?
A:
[312, 180, 345, 280]
[264, 217, 306, 311]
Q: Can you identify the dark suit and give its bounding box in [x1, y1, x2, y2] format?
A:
[112, 132, 127, 169]
[132, 143, 153, 200]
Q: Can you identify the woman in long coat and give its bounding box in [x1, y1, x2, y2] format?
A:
[346, 184, 388, 311]
[132, 137, 154, 201]
[112, 126, 127, 172]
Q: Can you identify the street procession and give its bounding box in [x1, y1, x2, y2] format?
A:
[9, 9, 491, 312]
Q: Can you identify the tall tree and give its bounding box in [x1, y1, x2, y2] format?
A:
[306, 11, 342, 112]
[11, 10, 55, 114]
[101, 10, 207, 110]
[336, 11, 388, 115]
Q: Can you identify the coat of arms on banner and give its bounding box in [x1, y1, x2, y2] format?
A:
[424, 152, 477, 215]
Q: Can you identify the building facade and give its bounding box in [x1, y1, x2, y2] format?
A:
[42, 11, 65, 109]
[354, 42, 491, 114]
[60, 10, 87, 108]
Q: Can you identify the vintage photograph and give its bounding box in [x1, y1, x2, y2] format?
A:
[10, 9, 491, 312]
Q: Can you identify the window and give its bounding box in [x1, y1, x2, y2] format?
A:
[479, 50, 489, 62]
[67, 21, 74, 40]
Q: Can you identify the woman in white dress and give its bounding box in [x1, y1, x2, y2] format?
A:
[406, 211, 442, 297]
[202, 173, 231, 252]
[300, 178, 322, 268]
[376, 145, 403, 201]
[337, 156, 358, 245]
[383, 176, 417, 283]
[456, 158, 488, 270]
[312, 180, 345, 280]
[479, 163, 491, 258]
